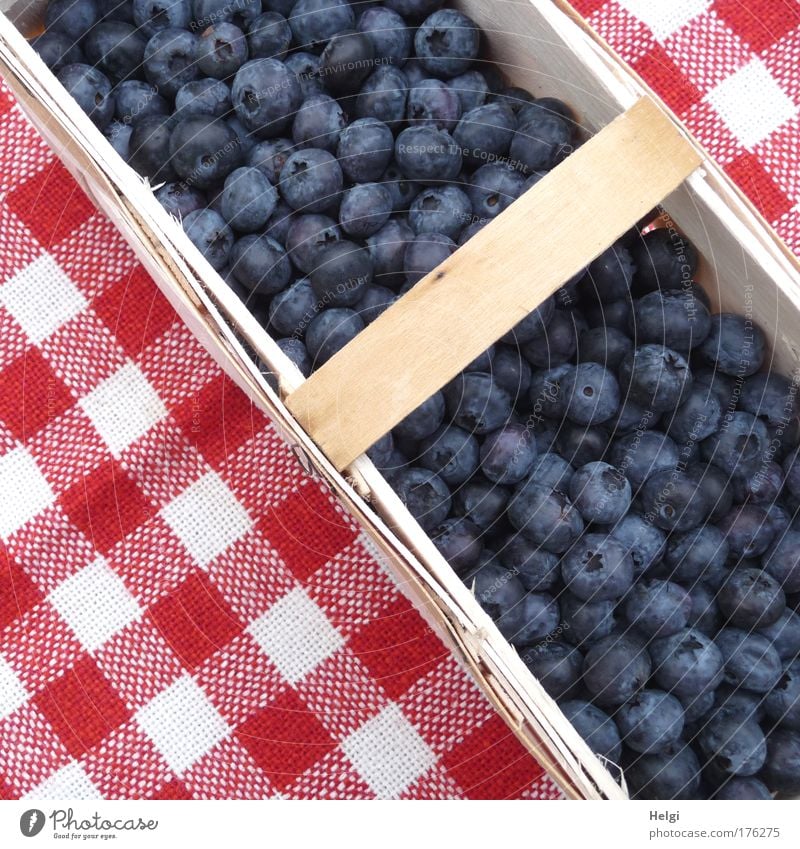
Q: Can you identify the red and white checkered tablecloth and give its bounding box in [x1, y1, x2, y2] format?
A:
[1, 0, 800, 801]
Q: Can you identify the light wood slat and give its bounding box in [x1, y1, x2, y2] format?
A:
[287, 96, 702, 471]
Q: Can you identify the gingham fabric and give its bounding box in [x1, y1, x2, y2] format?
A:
[572, 0, 800, 256]
[0, 81, 561, 800]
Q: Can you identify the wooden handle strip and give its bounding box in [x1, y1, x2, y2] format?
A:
[286, 97, 702, 471]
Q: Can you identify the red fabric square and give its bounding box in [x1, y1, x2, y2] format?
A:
[33, 655, 131, 759]
[148, 570, 243, 671]
[171, 373, 265, 468]
[93, 266, 176, 357]
[150, 779, 193, 800]
[60, 459, 153, 554]
[236, 687, 336, 792]
[0, 348, 73, 441]
[726, 151, 792, 223]
[348, 596, 447, 700]
[5, 162, 95, 249]
[713, 0, 800, 54]
[263, 485, 357, 582]
[0, 550, 42, 631]
[441, 714, 547, 800]
[631, 45, 703, 115]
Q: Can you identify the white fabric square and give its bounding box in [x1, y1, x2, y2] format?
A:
[707, 58, 797, 149]
[80, 361, 167, 457]
[135, 676, 230, 774]
[0, 655, 28, 720]
[50, 557, 141, 652]
[24, 761, 103, 800]
[160, 472, 252, 567]
[617, 0, 711, 40]
[342, 704, 436, 798]
[0, 447, 54, 539]
[0, 254, 87, 344]
[248, 587, 345, 683]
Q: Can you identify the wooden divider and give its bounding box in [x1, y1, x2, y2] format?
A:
[287, 97, 702, 471]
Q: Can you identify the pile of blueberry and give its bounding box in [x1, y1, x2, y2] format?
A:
[33, 0, 800, 801]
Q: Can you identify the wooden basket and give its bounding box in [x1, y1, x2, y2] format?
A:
[2, 0, 800, 801]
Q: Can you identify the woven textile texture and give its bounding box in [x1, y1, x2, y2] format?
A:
[571, 0, 800, 256]
[0, 83, 560, 800]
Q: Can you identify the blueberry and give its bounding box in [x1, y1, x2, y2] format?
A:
[609, 430, 679, 490]
[114, 81, 169, 127]
[663, 526, 729, 583]
[443, 371, 512, 436]
[45, 0, 100, 42]
[355, 66, 409, 127]
[615, 690, 684, 754]
[626, 745, 700, 800]
[584, 296, 633, 333]
[578, 243, 635, 303]
[471, 560, 527, 641]
[713, 778, 773, 800]
[619, 344, 692, 412]
[279, 148, 343, 213]
[453, 478, 508, 530]
[630, 289, 711, 353]
[283, 51, 325, 99]
[718, 567, 785, 629]
[492, 345, 532, 407]
[430, 517, 482, 574]
[561, 595, 616, 646]
[98, 0, 135, 21]
[183, 209, 234, 270]
[759, 608, 800, 659]
[32, 31, 85, 72]
[650, 628, 723, 699]
[84, 22, 147, 84]
[561, 533, 633, 602]
[366, 219, 414, 287]
[285, 214, 341, 274]
[317, 29, 375, 96]
[716, 504, 775, 560]
[664, 384, 723, 444]
[624, 580, 691, 640]
[525, 452, 574, 494]
[640, 469, 709, 532]
[287, 0, 355, 50]
[733, 459, 784, 504]
[559, 700, 622, 764]
[380, 163, 421, 214]
[608, 397, 658, 434]
[740, 372, 799, 427]
[169, 115, 242, 189]
[686, 584, 721, 634]
[219, 166, 278, 232]
[246, 137, 294, 183]
[275, 336, 311, 377]
[245, 12, 291, 61]
[685, 463, 733, 522]
[508, 480, 584, 553]
[133, 0, 190, 39]
[339, 183, 393, 239]
[522, 642, 583, 700]
[764, 661, 800, 731]
[394, 392, 446, 442]
[604, 513, 665, 578]
[476, 423, 535, 485]
[583, 633, 651, 707]
[229, 233, 291, 295]
[268, 277, 319, 337]
[414, 9, 479, 78]
[310, 240, 372, 306]
[715, 628, 782, 693]
[305, 307, 365, 366]
[56, 64, 115, 129]
[501, 296, 555, 345]
[196, 22, 248, 79]
[509, 113, 573, 172]
[354, 285, 395, 325]
[519, 97, 578, 133]
[336, 118, 394, 183]
[292, 94, 347, 152]
[443, 70, 487, 113]
[698, 714, 767, 778]
[495, 536, 557, 592]
[406, 78, 462, 131]
[128, 116, 176, 182]
[174, 78, 232, 122]
[357, 6, 411, 66]
[762, 729, 800, 794]
[143, 28, 199, 99]
[408, 184, 471, 239]
[104, 120, 133, 157]
[704, 412, 771, 481]
[418, 424, 479, 486]
[232, 58, 302, 137]
[557, 422, 612, 468]
[522, 310, 580, 368]
[466, 163, 525, 222]
[631, 227, 698, 293]
[568, 462, 630, 524]
[452, 103, 516, 168]
[697, 313, 767, 377]
[561, 362, 620, 426]
[762, 529, 800, 594]
[394, 126, 462, 184]
[527, 363, 570, 420]
[192, 0, 260, 29]
[576, 326, 633, 372]
[403, 232, 455, 286]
